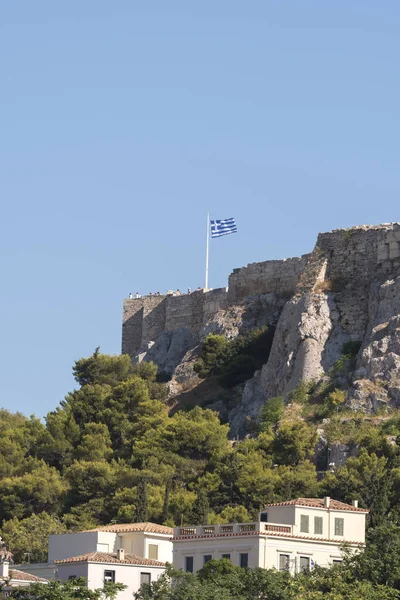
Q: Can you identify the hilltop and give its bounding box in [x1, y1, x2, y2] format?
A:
[123, 223, 400, 443]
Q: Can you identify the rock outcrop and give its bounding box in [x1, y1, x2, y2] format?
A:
[124, 223, 400, 438]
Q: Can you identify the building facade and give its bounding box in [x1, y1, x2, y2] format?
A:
[54, 550, 165, 600]
[172, 498, 368, 574]
[14, 522, 173, 599]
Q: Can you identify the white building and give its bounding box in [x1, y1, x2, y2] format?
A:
[14, 522, 173, 600]
[172, 497, 368, 574]
[54, 549, 165, 598]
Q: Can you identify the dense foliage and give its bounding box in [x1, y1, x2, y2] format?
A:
[3, 345, 400, 599]
[6, 578, 125, 599]
[133, 554, 400, 600]
[193, 328, 274, 387]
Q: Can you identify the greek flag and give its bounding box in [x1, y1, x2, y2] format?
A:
[210, 217, 237, 238]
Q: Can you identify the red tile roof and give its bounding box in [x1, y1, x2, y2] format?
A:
[6, 569, 48, 582]
[55, 552, 165, 567]
[264, 498, 369, 513]
[84, 522, 173, 535]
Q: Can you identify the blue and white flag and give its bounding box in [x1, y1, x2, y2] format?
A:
[210, 217, 237, 238]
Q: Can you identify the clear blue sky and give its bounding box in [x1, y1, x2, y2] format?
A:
[1, 1, 399, 418]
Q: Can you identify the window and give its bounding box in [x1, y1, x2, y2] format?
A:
[260, 512, 268, 522]
[203, 555, 212, 565]
[334, 518, 344, 536]
[279, 554, 290, 572]
[314, 516, 323, 535]
[185, 556, 194, 573]
[300, 515, 309, 533]
[104, 570, 115, 583]
[140, 573, 151, 586]
[239, 553, 249, 568]
[221, 554, 231, 560]
[332, 559, 342, 565]
[299, 556, 310, 572]
[148, 544, 159, 560]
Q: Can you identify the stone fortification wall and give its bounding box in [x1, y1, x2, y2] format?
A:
[123, 223, 400, 362]
[227, 257, 308, 303]
[122, 288, 228, 359]
[316, 223, 400, 285]
[122, 295, 167, 357]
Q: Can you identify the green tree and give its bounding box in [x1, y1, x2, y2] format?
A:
[136, 477, 149, 522]
[9, 578, 126, 599]
[273, 421, 317, 466]
[259, 397, 284, 431]
[1, 513, 66, 563]
[0, 461, 68, 522]
[75, 423, 113, 462]
[191, 489, 210, 525]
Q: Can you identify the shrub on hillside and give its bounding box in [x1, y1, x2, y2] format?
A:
[194, 327, 275, 388]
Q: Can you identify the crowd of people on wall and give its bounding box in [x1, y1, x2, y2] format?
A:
[128, 287, 203, 299]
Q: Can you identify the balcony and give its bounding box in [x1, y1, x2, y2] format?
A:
[176, 522, 293, 537]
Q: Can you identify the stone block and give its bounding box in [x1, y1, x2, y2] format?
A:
[377, 244, 389, 262]
[386, 230, 400, 243]
[389, 241, 400, 260]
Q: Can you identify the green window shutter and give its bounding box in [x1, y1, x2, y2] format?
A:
[300, 514, 309, 533]
[334, 518, 344, 536]
[314, 516, 323, 535]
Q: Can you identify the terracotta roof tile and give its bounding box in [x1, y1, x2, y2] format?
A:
[55, 552, 165, 567]
[84, 522, 173, 535]
[263, 498, 369, 513]
[6, 569, 48, 582]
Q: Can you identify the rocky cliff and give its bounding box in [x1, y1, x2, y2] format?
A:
[124, 223, 400, 439]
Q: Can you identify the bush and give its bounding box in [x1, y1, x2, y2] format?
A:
[259, 397, 284, 430]
[194, 328, 275, 388]
[219, 355, 258, 388]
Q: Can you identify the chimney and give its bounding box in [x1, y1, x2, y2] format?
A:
[117, 548, 125, 561]
[0, 561, 9, 579]
[352, 500, 359, 508]
[324, 496, 331, 508]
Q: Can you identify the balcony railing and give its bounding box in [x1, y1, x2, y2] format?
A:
[202, 526, 215, 534]
[264, 524, 291, 534]
[239, 524, 256, 532]
[179, 527, 196, 536]
[177, 522, 293, 537]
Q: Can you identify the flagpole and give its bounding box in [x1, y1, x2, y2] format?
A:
[205, 212, 210, 290]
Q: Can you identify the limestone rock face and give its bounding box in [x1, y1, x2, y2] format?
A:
[260, 292, 337, 399]
[228, 371, 264, 439]
[128, 223, 400, 438]
[142, 328, 197, 375]
[346, 276, 400, 411]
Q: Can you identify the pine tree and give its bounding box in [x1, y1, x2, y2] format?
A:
[136, 477, 149, 522]
[191, 488, 209, 525]
[162, 478, 172, 524]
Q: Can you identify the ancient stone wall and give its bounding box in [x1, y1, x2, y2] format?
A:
[122, 223, 400, 361]
[227, 257, 308, 303]
[122, 295, 167, 357]
[203, 288, 228, 324]
[122, 288, 228, 359]
[316, 223, 400, 286]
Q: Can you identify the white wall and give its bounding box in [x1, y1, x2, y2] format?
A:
[261, 505, 366, 544]
[118, 533, 172, 564]
[263, 506, 296, 526]
[13, 563, 58, 580]
[48, 532, 117, 561]
[173, 537, 261, 572]
[57, 562, 165, 600]
[173, 534, 361, 574]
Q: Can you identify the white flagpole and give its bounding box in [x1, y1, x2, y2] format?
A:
[205, 212, 210, 290]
